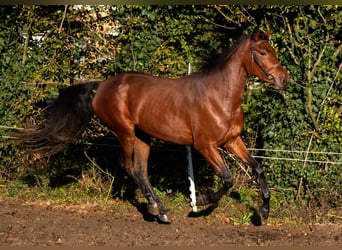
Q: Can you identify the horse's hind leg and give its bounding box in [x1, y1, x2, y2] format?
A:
[119, 133, 170, 223]
[225, 136, 270, 220]
[133, 137, 170, 223]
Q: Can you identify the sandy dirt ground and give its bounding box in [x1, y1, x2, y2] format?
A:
[0, 198, 341, 247]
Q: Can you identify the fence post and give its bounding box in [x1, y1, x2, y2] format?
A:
[186, 62, 197, 212]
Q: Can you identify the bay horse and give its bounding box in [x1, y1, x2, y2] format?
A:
[18, 27, 289, 223]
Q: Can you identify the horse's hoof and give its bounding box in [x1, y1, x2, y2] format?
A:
[147, 203, 159, 216]
[259, 205, 269, 220]
[157, 214, 171, 224]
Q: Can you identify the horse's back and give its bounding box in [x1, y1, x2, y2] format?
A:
[92, 72, 195, 143]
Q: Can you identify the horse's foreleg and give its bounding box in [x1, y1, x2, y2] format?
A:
[224, 136, 270, 220]
[196, 144, 234, 206]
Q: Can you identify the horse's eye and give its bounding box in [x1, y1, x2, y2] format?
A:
[260, 51, 267, 56]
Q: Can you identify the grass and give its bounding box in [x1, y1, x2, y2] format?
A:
[1, 176, 340, 227]
[0, 147, 340, 226]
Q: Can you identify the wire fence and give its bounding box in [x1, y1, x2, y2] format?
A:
[1, 125, 341, 165]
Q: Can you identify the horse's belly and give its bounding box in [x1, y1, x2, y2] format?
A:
[136, 113, 193, 145]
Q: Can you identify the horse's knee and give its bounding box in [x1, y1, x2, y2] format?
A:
[221, 168, 234, 188]
[252, 163, 264, 177]
[248, 156, 267, 180]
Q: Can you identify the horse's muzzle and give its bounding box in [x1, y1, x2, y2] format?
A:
[273, 71, 289, 90]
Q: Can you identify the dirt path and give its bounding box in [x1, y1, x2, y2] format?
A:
[0, 198, 341, 247]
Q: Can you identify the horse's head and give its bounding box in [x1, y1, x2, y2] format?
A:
[247, 27, 289, 90]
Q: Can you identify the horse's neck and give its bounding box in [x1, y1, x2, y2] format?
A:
[206, 41, 250, 109]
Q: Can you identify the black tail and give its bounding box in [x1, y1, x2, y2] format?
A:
[16, 81, 100, 156]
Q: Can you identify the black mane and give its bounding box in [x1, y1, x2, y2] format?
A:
[200, 29, 269, 73]
[200, 35, 249, 73]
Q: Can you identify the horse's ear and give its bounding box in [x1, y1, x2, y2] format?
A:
[264, 30, 272, 40]
[251, 27, 260, 41]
